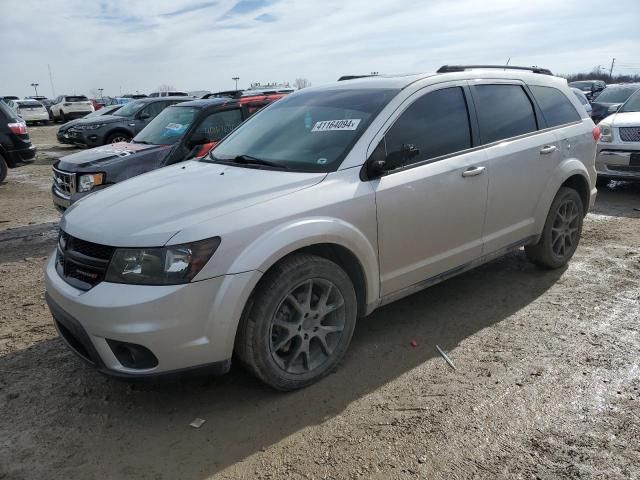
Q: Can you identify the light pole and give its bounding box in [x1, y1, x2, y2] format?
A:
[97, 88, 104, 98]
[232, 76, 240, 90]
[30, 83, 39, 96]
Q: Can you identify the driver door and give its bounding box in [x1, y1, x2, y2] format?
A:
[371, 84, 489, 297]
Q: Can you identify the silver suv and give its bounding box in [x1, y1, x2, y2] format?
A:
[45, 65, 599, 390]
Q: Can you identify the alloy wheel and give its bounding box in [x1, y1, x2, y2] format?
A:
[269, 278, 346, 374]
[551, 198, 579, 258]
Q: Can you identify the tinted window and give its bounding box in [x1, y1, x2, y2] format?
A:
[595, 86, 639, 103]
[140, 101, 168, 120]
[572, 89, 589, 106]
[474, 85, 537, 144]
[384, 87, 471, 169]
[133, 106, 198, 145]
[114, 100, 145, 117]
[65, 96, 88, 102]
[196, 109, 243, 142]
[0, 101, 18, 120]
[621, 90, 640, 113]
[18, 101, 43, 108]
[530, 86, 581, 127]
[211, 88, 399, 172]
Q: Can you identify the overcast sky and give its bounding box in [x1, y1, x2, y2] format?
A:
[1, 0, 639, 98]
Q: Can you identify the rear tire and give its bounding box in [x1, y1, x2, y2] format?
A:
[235, 253, 358, 391]
[525, 187, 584, 269]
[0, 154, 7, 183]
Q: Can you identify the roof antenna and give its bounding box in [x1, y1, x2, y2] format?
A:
[505, 57, 511, 71]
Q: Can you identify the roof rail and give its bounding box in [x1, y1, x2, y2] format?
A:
[337, 75, 375, 81]
[437, 65, 553, 75]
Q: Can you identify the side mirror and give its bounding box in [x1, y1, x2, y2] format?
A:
[365, 140, 388, 179]
[138, 111, 150, 120]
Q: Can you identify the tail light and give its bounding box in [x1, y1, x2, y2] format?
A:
[592, 126, 600, 143]
[8, 122, 28, 135]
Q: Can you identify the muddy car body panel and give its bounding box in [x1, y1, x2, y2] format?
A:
[45, 67, 598, 386]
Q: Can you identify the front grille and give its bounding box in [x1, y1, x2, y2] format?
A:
[619, 127, 640, 142]
[56, 231, 115, 290]
[52, 167, 76, 198]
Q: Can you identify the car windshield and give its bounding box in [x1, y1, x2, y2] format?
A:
[210, 88, 399, 172]
[620, 90, 640, 112]
[133, 106, 198, 145]
[114, 100, 145, 117]
[595, 86, 639, 104]
[65, 96, 88, 102]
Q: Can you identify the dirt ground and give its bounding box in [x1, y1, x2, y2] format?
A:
[0, 125, 639, 479]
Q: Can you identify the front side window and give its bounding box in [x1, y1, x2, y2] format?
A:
[114, 100, 146, 117]
[195, 109, 243, 142]
[384, 87, 471, 169]
[474, 84, 537, 144]
[530, 86, 581, 127]
[133, 106, 199, 145]
[211, 88, 399, 172]
[139, 101, 168, 120]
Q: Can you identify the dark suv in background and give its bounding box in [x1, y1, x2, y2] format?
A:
[65, 97, 190, 147]
[568, 80, 606, 101]
[0, 101, 36, 183]
[51, 93, 286, 210]
[590, 83, 640, 123]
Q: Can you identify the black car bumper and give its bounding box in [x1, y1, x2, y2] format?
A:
[66, 128, 106, 147]
[6, 145, 36, 167]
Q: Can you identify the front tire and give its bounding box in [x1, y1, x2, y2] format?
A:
[0, 154, 7, 183]
[525, 187, 584, 269]
[59, 110, 66, 122]
[105, 133, 131, 144]
[235, 254, 358, 391]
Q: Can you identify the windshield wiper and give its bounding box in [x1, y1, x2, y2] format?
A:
[230, 155, 288, 169]
[132, 139, 151, 144]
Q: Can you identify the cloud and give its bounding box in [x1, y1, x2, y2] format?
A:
[1, 0, 638, 98]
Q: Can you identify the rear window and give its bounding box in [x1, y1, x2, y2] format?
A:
[18, 101, 43, 108]
[473, 84, 538, 144]
[65, 96, 88, 102]
[530, 86, 581, 127]
[0, 101, 18, 120]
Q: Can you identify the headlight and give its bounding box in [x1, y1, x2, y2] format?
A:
[599, 124, 613, 143]
[105, 237, 221, 285]
[77, 173, 104, 192]
[84, 123, 107, 130]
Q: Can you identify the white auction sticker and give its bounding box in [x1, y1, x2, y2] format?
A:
[311, 119, 361, 132]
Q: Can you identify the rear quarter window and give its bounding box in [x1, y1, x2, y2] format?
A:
[473, 84, 538, 144]
[530, 86, 581, 127]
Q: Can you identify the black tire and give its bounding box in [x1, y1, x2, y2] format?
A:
[105, 132, 131, 144]
[525, 187, 584, 269]
[596, 177, 609, 188]
[235, 253, 358, 391]
[60, 110, 66, 122]
[0, 154, 7, 183]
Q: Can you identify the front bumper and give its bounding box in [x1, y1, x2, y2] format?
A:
[596, 148, 640, 180]
[44, 254, 262, 378]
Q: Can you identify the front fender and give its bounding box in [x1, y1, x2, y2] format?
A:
[227, 217, 380, 309]
[533, 158, 594, 230]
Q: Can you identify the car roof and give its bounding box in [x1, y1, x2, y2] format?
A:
[174, 94, 284, 109]
[133, 96, 193, 103]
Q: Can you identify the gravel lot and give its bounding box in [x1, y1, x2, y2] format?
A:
[1, 125, 639, 479]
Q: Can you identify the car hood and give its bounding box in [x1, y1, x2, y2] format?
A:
[61, 161, 327, 247]
[604, 111, 640, 127]
[58, 119, 81, 132]
[56, 142, 171, 171]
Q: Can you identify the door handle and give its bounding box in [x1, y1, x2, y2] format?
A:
[461, 166, 486, 177]
[540, 145, 557, 155]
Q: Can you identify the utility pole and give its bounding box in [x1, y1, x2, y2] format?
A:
[48, 64, 56, 98]
[30, 83, 39, 96]
[97, 88, 104, 98]
[609, 58, 615, 77]
[232, 76, 240, 90]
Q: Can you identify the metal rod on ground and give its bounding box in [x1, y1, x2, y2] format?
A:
[435, 345, 457, 371]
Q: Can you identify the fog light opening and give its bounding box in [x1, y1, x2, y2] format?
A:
[106, 339, 158, 369]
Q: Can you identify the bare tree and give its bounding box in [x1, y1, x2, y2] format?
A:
[157, 84, 176, 93]
[294, 78, 311, 90]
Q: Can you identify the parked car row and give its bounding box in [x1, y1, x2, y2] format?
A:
[567, 80, 640, 124]
[45, 65, 602, 390]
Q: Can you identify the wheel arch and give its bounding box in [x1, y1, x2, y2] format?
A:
[104, 128, 133, 143]
[534, 159, 593, 230]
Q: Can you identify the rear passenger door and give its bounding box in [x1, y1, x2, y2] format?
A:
[469, 81, 561, 254]
[372, 84, 489, 296]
